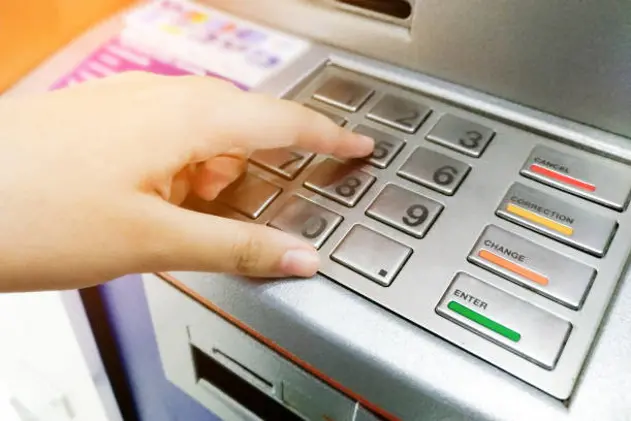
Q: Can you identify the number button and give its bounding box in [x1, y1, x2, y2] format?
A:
[269, 196, 343, 249]
[353, 125, 405, 169]
[304, 159, 376, 207]
[215, 173, 282, 219]
[312, 76, 374, 112]
[426, 114, 494, 158]
[367, 94, 431, 133]
[367, 184, 443, 238]
[250, 148, 315, 180]
[397, 147, 471, 195]
[331, 225, 412, 286]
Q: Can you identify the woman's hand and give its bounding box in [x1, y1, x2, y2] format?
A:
[0, 72, 373, 291]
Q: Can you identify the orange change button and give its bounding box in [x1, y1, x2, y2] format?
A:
[478, 249, 548, 286]
[469, 225, 596, 310]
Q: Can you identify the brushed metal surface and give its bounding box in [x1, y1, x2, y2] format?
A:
[7, 7, 631, 421]
[520, 145, 631, 211]
[435, 272, 572, 370]
[468, 225, 596, 311]
[208, 0, 631, 140]
[497, 183, 617, 257]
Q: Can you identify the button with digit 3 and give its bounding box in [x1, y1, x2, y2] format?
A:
[398, 147, 471, 195]
[353, 125, 405, 169]
[269, 195, 343, 249]
[427, 114, 494, 158]
[304, 159, 376, 207]
[367, 184, 443, 238]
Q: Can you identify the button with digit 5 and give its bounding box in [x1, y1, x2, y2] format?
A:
[353, 125, 405, 169]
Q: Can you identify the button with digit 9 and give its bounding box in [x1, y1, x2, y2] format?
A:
[367, 184, 443, 238]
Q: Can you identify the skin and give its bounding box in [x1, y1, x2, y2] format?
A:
[0, 72, 374, 292]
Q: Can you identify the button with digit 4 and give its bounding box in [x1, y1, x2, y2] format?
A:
[427, 114, 494, 158]
[269, 195, 343, 249]
[331, 225, 412, 286]
[398, 147, 471, 195]
[520, 145, 631, 211]
[353, 125, 405, 169]
[304, 159, 375, 207]
[367, 184, 443, 238]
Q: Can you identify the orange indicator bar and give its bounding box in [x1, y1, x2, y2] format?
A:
[479, 249, 549, 286]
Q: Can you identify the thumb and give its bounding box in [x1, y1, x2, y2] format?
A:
[139, 200, 321, 278]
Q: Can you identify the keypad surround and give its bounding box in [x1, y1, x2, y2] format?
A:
[182, 64, 631, 401]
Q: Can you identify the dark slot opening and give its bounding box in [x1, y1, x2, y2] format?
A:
[334, 0, 412, 19]
[191, 345, 303, 420]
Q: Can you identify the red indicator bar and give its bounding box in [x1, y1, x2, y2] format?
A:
[530, 164, 596, 192]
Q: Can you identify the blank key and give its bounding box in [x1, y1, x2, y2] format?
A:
[331, 225, 412, 286]
[216, 173, 282, 219]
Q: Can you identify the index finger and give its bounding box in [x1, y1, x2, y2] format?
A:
[192, 80, 375, 158]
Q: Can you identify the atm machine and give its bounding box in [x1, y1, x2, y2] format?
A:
[8, 1, 631, 420]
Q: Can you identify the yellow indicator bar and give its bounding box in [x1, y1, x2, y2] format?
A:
[506, 203, 574, 236]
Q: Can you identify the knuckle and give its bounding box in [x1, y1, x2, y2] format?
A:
[231, 234, 263, 274]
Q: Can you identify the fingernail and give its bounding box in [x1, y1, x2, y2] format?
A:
[355, 134, 375, 154]
[280, 249, 320, 277]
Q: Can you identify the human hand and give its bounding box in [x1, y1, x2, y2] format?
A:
[0, 72, 373, 291]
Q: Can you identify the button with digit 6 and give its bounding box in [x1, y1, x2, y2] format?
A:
[397, 147, 471, 195]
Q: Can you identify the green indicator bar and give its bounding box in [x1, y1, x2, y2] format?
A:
[448, 301, 521, 342]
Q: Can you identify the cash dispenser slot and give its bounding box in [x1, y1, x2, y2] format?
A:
[191, 345, 304, 420]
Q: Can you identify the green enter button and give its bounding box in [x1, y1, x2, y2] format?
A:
[448, 301, 521, 342]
